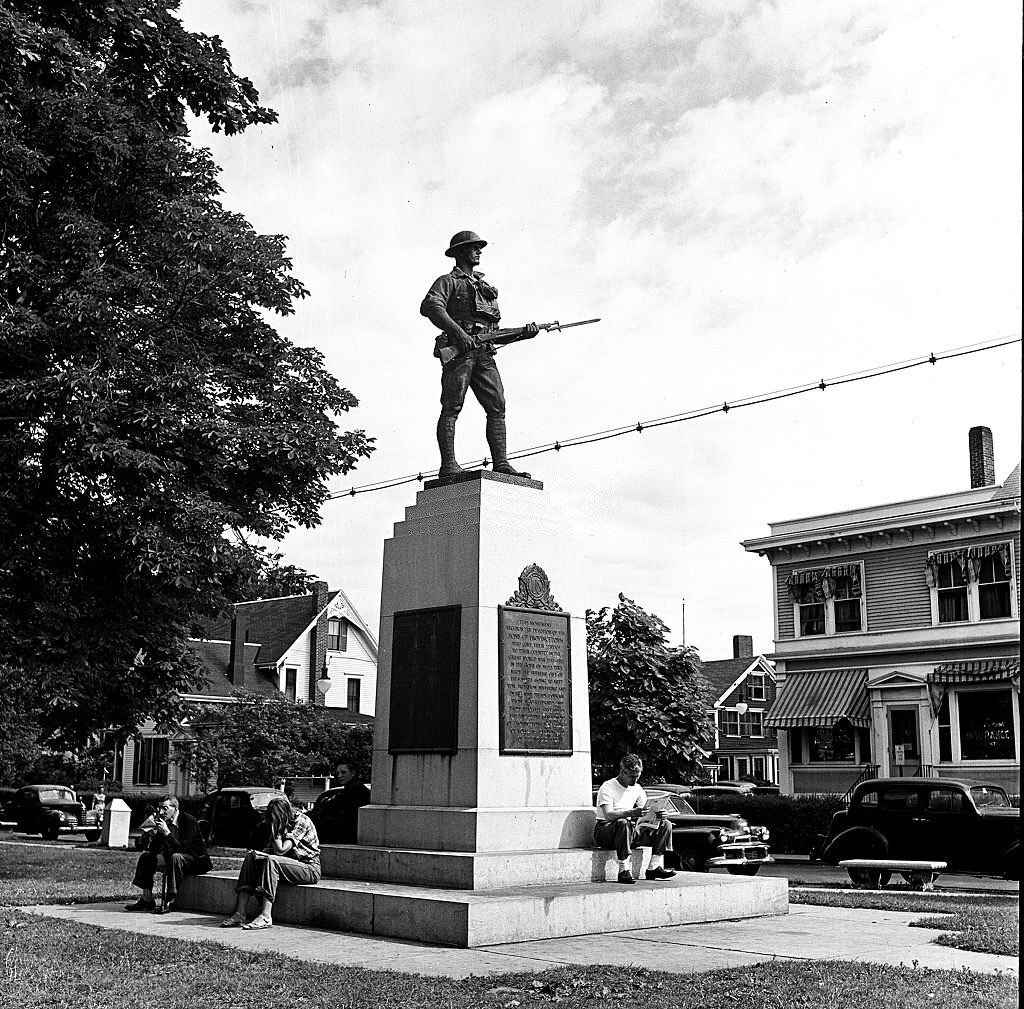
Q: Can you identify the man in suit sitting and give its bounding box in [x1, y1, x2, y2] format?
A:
[125, 794, 212, 913]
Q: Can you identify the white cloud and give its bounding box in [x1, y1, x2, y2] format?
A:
[178, 0, 1021, 655]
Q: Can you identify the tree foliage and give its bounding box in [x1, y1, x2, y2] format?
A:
[587, 594, 716, 782]
[0, 2, 373, 748]
[180, 693, 373, 790]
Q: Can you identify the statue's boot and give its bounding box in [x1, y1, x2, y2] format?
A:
[437, 417, 464, 479]
[487, 417, 531, 479]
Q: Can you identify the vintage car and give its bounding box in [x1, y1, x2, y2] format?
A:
[308, 785, 372, 844]
[10, 784, 102, 841]
[593, 787, 772, 874]
[716, 778, 781, 795]
[198, 786, 287, 847]
[819, 777, 1020, 880]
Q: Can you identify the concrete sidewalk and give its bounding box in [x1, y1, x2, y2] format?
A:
[22, 900, 1017, 979]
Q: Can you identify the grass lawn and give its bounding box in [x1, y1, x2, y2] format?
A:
[1, 839, 1018, 1009]
[1, 909, 1017, 1009]
[0, 839, 241, 906]
[790, 890, 1019, 957]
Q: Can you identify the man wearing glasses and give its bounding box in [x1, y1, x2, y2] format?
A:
[126, 795, 212, 913]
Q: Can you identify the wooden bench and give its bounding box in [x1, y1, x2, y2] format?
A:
[839, 858, 947, 892]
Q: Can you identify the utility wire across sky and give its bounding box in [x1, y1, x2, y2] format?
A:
[328, 334, 1022, 501]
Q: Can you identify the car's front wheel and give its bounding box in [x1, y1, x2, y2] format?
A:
[84, 830, 101, 843]
[42, 823, 60, 841]
[673, 847, 708, 872]
[727, 865, 761, 876]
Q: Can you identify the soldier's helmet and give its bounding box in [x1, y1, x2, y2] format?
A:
[445, 231, 487, 257]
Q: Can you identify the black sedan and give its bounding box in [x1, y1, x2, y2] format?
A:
[198, 786, 287, 847]
[308, 783, 371, 844]
[820, 777, 1019, 880]
[9, 784, 102, 841]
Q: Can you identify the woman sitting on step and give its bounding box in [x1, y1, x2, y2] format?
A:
[220, 796, 321, 929]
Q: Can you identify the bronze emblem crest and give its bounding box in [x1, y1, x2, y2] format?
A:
[506, 563, 562, 611]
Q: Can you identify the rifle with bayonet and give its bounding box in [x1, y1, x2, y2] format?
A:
[435, 318, 601, 364]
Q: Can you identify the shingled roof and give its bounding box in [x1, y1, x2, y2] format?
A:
[203, 590, 339, 668]
[186, 639, 280, 698]
[701, 657, 759, 696]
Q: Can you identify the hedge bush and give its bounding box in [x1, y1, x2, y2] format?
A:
[116, 792, 206, 827]
[689, 793, 847, 854]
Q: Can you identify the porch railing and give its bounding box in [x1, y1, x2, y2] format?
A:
[842, 763, 880, 804]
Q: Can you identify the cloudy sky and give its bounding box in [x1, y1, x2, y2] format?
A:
[179, 0, 1020, 658]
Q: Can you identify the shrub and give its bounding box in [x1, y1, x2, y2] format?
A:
[115, 792, 205, 827]
[690, 793, 846, 854]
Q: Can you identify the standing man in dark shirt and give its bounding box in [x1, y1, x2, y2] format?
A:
[327, 761, 371, 844]
[420, 231, 537, 480]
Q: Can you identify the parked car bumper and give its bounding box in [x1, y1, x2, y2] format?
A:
[706, 844, 772, 868]
[51, 813, 100, 835]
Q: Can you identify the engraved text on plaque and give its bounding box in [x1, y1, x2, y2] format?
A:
[498, 606, 572, 755]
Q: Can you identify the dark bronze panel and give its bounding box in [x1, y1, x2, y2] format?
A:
[498, 607, 572, 755]
[389, 606, 461, 754]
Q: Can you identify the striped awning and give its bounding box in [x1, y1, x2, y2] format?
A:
[926, 658, 1019, 716]
[765, 668, 870, 729]
[927, 659, 1019, 685]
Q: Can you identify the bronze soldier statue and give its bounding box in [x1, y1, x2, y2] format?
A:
[420, 231, 537, 480]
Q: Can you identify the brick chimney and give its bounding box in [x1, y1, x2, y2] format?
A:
[968, 426, 995, 488]
[228, 609, 246, 688]
[308, 581, 330, 704]
[733, 634, 754, 659]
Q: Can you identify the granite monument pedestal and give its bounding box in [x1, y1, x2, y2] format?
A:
[179, 471, 787, 944]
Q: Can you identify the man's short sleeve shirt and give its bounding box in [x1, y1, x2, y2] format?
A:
[595, 778, 648, 821]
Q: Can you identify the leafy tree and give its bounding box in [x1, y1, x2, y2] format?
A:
[0, 2, 373, 749]
[179, 692, 373, 789]
[587, 594, 716, 782]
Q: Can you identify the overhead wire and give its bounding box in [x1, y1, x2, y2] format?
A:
[327, 333, 1022, 500]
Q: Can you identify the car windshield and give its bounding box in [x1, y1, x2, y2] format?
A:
[249, 793, 280, 810]
[39, 788, 75, 802]
[970, 786, 1010, 808]
[647, 791, 696, 815]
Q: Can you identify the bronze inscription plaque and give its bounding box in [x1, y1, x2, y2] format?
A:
[498, 606, 572, 755]
[389, 606, 461, 754]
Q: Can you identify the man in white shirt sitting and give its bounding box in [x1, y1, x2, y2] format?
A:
[594, 753, 676, 884]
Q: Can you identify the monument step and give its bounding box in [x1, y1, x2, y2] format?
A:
[177, 870, 788, 948]
[320, 842, 652, 889]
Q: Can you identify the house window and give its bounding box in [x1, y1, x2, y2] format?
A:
[134, 737, 168, 786]
[346, 678, 361, 713]
[803, 722, 870, 763]
[832, 577, 863, 632]
[787, 565, 864, 637]
[789, 729, 804, 764]
[793, 583, 825, 636]
[977, 554, 1012, 620]
[720, 709, 740, 736]
[748, 673, 766, 701]
[742, 711, 764, 737]
[936, 560, 969, 623]
[938, 694, 952, 762]
[957, 690, 1015, 760]
[927, 543, 1016, 625]
[809, 723, 855, 762]
[327, 618, 348, 652]
[284, 667, 297, 702]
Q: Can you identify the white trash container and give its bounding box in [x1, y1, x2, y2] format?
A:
[101, 797, 131, 849]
